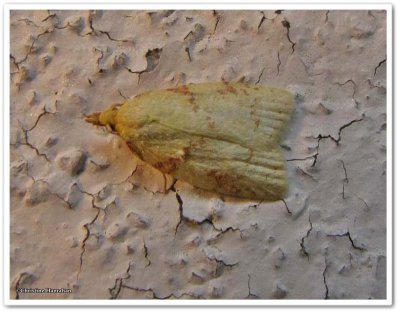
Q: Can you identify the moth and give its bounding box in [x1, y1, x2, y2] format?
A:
[86, 82, 293, 201]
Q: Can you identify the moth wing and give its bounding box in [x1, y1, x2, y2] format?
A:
[173, 138, 288, 201]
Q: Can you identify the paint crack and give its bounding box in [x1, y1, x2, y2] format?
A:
[281, 19, 295, 54]
[327, 231, 366, 251]
[299, 215, 313, 259]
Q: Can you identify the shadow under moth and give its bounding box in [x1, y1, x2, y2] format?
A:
[86, 82, 293, 201]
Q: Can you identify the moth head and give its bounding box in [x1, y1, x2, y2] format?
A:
[85, 104, 121, 132]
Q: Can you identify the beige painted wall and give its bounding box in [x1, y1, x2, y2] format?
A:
[10, 10, 387, 299]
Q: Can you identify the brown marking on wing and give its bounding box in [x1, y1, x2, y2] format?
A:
[189, 96, 198, 112]
[241, 88, 249, 95]
[169, 85, 198, 112]
[207, 169, 240, 194]
[125, 141, 143, 159]
[206, 116, 215, 129]
[225, 84, 237, 94]
[169, 85, 191, 95]
[154, 157, 183, 174]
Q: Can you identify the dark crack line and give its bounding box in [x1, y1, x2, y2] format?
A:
[143, 240, 151, 267]
[109, 278, 123, 300]
[255, 67, 265, 84]
[213, 10, 221, 34]
[327, 231, 366, 251]
[93, 47, 105, 71]
[124, 48, 162, 84]
[79, 165, 137, 205]
[300, 215, 313, 259]
[336, 117, 364, 143]
[25, 108, 53, 132]
[281, 199, 292, 215]
[246, 274, 259, 299]
[15, 29, 53, 65]
[296, 166, 317, 181]
[125, 67, 145, 76]
[46, 10, 62, 28]
[183, 29, 194, 41]
[118, 89, 128, 100]
[165, 177, 178, 193]
[10, 54, 20, 73]
[325, 10, 330, 23]
[368, 10, 377, 19]
[156, 292, 180, 299]
[18, 109, 56, 162]
[335, 79, 360, 107]
[318, 102, 333, 115]
[373, 58, 386, 77]
[75, 184, 115, 213]
[51, 12, 133, 43]
[287, 140, 320, 166]
[311, 138, 321, 167]
[120, 284, 156, 298]
[74, 186, 107, 281]
[124, 66, 142, 85]
[121, 284, 206, 300]
[287, 155, 315, 162]
[16, 18, 41, 28]
[314, 134, 337, 145]
[87, 11, 96, 34]
[52, 189, 74, 209]
[356, 194, 370, 210]
[286, 122, 365, 167]
[108, 165, 138, 187]
[176, 292, 202, 299]
[281, 19, 295, 54]
[206, 254, 239, 269]
[23, 165, 77, 210]
[367, 78, 385, 90]
[211, 226, 243, 241]
[313, 117, 364, 148]
[142, 186, 164, 196]
[109, 262, 132, 299]
[77, 208, 100, 280]
[19, 160, 32, 180]
[338, 159, 349, 199]
[172, 187, 243, 239]
[98, 30, 132, 43]
[42, 11, 57, 22]
[348, 252, 353, 268]
[20, 134, 50, 162]
[185, 46, 192, 62]
[257, 11, 266, 30]
[174, 190, 185, 235]
[247, 201, 262, 211]
[15, 272, 30, 299]
[276, 51, 281, 76]
[323, 258, 329, 299]
[53, 25, 68, 30]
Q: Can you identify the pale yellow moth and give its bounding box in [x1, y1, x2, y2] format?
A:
[86, 82, 293, 201]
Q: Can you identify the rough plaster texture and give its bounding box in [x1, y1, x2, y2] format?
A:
[10, 10, 387, 300]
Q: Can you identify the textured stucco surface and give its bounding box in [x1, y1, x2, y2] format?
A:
[10, 10, 387, 300]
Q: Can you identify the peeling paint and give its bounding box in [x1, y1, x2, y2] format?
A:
[10, 10, 387, 300]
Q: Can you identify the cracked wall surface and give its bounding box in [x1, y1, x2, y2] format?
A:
[10, 10, 387, 300]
